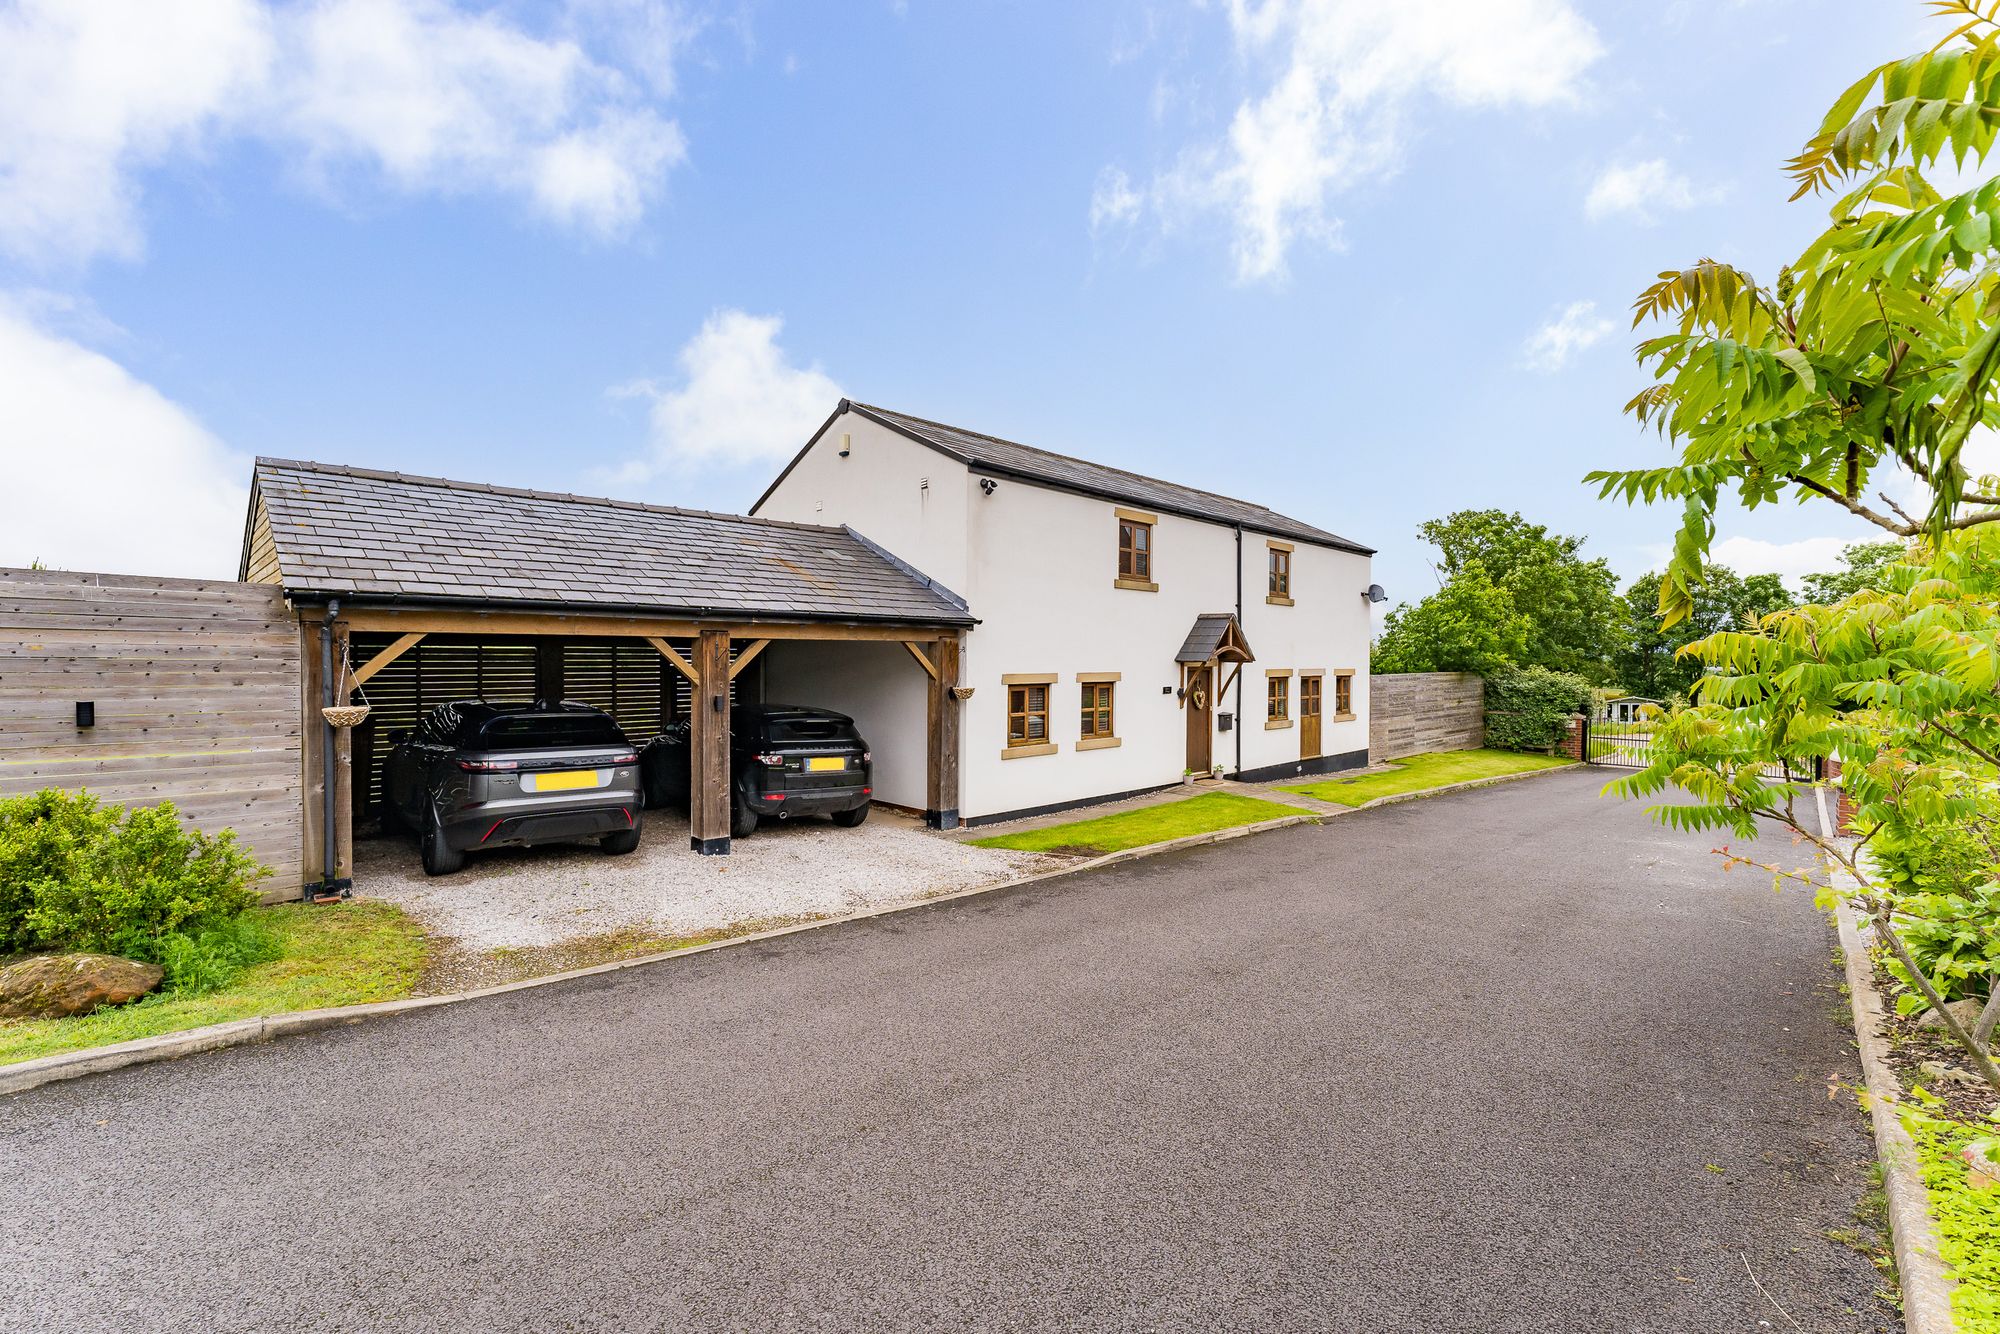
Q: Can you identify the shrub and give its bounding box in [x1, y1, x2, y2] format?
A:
[1873, 803, 2000, 1010]
[1483, 666, 1592, 752]
[0, 789, 268, 959]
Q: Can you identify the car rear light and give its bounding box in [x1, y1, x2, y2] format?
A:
[861, 787, 871, 795]
[610, 753, 638, 765]
[480, 820, 505, 843]
[458, 759, 518, 772]
[762, 792, 785, 801]
[753, 752, 785, 767]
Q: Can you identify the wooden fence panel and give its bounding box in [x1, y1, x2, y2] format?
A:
[1368, 672, 1484, 760]
[0, 568, 304, 896]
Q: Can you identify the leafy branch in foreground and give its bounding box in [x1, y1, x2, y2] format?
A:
[1589, 3, 2000, 628]
[1608, 527, 2000, 1087]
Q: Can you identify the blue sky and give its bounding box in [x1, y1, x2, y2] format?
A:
[0, 0, 1937, 610]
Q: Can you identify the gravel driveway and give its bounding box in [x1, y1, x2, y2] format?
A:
[354, 810, 1060, 949]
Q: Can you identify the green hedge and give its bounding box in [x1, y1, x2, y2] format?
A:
[0, 790, 269, 986]
[1483, 666, 1592, 752]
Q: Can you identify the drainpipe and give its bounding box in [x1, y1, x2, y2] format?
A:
[1233, 524, 1243, 779]
[317, 599, 341, 900]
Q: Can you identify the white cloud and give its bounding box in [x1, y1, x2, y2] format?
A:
[1089, 166, 1144, 234]
[1112, 0, 1601, 282]
[612, 310, 842, 478]
[1584, 157, 1714, 224]
[1709, 535, 1853, 585]
[0, 0, 690, 266]
[0, 301, 248, 577]
[1522, 300, 1613, 372]
[0, 0, 275, 265]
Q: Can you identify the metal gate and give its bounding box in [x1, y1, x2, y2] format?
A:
[1582, 718, 1819, 781]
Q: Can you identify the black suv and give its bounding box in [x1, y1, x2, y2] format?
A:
[641, 704, 872, 838]
[381, 700, 643, 875]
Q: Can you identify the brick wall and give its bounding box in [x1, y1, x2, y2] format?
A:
[1557, 714, 1586, 761]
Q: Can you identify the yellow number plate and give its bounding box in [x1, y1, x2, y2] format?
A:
[805, 757, 847, 773]
[533, 769, 599, 791]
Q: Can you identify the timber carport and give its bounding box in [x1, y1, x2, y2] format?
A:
[241, 458, 974, 894]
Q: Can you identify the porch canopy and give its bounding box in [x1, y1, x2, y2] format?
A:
[243, 458, 973, 884]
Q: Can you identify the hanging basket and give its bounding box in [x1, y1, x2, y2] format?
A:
[322, 646, 372, 728]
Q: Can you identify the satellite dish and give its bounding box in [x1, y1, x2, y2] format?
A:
[1364, 584, 1388, 604]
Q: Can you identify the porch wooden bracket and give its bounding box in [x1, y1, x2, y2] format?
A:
[902, 640, 940, 681]
[1218, 661, 1243, 704]
[728, 639, 770, 681]
[349, 632, 426, 689]
[645, 636, 701, 686]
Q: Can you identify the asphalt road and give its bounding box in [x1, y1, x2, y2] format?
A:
[2, 769, 1891, 1332]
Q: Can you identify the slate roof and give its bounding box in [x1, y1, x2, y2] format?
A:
[1175, 612, 1254, 664]
[246, 459, 973, 625]
[830, 401, 1373, 554]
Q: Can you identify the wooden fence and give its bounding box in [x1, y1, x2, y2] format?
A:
[0, 568, 304, 895]
[1368, 672, 1484, 760]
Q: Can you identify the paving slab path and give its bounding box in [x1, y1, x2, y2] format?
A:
[0, 769, 1892, 1332]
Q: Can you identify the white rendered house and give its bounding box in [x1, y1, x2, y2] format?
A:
[753, 401, 1377, 825]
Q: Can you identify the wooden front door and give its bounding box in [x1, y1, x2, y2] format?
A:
[1300, 674, 1323, 759]
[1185, 664, 1213, 773]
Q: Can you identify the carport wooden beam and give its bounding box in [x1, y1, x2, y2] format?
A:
[728, 639, 769, 681]
[925, 635, 963, 830]
[348, 632, 425, 688]
[645, 636, 700, 685]
[689, 629, 732, 855]
[339, 606, 966, 643]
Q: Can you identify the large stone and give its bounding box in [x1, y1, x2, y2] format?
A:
[0, 953, 164, 1019]
[1915, 997, 1986, 1032]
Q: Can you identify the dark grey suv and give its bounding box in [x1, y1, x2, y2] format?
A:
[381, 701, 643, 875]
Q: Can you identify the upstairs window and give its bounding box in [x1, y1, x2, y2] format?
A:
[1115, 508, 1158, 590]
[1267, 541, 1293, 603]
[1119, 520, 1151, 580]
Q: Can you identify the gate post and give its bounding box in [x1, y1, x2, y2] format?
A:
[1559, 713, 1588, 762]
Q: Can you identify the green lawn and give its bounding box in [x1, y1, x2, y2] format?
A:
[1279, 748, 1572, 807]
[0, 900, 428, 1066]
[970, 791, 1303, 855]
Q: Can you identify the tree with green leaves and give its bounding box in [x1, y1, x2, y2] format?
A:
[1799, 539, 1908, 603]
[1411, 510, 1624, 680]
[1371, 559, 1530, 675]
[1614, 564, 1791, 700]
[1589, 4, 2000, 628]
[1592, 2, 2000, 1087]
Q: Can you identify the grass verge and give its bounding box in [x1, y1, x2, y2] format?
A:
[1280, 748, 1572, 807]
[1903, 1101, 2000, 1332]
[0, 900, 428, 1066]
[970, 791, 1302, 855]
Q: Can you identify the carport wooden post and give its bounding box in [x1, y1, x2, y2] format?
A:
[925, 635, 962, 829]
[689, 628, 733, 854]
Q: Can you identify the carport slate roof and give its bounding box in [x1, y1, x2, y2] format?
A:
[250, 458, 973, 624]
[839, 401, 1373, 554]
